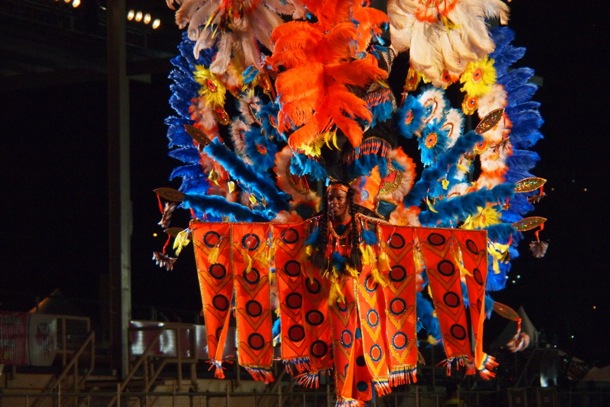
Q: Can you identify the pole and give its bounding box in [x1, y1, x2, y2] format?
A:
[107, 0, 132, 380]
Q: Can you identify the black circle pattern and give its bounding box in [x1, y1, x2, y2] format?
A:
[203, 231, 220, 248]
[288, 325, 305, 342]
[473, 268, 484, 285]
[450, 324, 467, 340]
[208, 263, 226, 280]
[243, 268, 260, 284]
[428, 233, 446, 246]
[310, 340, 328, 358]
[281, 228, 299, 244]
[306, 310, 324, 326]
[389, 233, 405, 249]
[437, 260, 455, 276]
[212, 295, 229, 311]
[284, 260, 301, 277]
[389, 265, 407, 282]
[305, 278, 321, 294]
[286, 293, 302, 309]
[246, 300, 262, 317]
[443, 291, 461, 308]
[241, 233, 260, 251]
[466, 239, 479, 254]
[248, 333, 265, 350]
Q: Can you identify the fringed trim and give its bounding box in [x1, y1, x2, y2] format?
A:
[206, 359, 226, 379]
[373, 379, 392, 396]
[152, 251, 177, 271]
[438, 356, 471, 376]
[283, 357, 311, 375]
[345, 136, 391, 165]
[245, 367, 275, 384]
[296, 370, 322, 389]
[389, 366, 418, 386]
[477, 354, 499, 380]
[336, 397, 365, 407]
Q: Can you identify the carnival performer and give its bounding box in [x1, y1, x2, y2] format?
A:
[309, 181, 363, 280]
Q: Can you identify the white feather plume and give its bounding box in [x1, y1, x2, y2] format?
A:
[388, 0, 509, 85]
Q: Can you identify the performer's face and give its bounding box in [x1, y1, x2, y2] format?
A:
[327, 188, 349, 221]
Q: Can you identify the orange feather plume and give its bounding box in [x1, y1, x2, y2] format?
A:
[268, 0, 389, 150]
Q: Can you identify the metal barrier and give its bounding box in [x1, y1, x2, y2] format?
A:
[2, 387, 610, 407]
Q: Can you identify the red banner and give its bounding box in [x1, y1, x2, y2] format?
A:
[378, 225, 418, 385]
[418, 228, 473, 365]
[357, 266, 391, 395]
[232, 223, 274, 382]
[329, 276, 373, 404]
[453, 229, 490, 371]
[272, 223, 309, 371]
[299, 265, 334, 387]
[192, 221, 233, 377]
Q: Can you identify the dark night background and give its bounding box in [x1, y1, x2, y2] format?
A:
[1, 1, 609, 367]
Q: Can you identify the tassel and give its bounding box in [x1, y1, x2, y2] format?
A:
[152, 251, 177, 271]
[389, 367, 418, 386]
[296, 371, 320, 388]
[284, 357, 311, 374]
[158, 201, 177, 229]
[336, 397, 365, 407]
[529, 240, 549, 258]
[507, 332, 531, 352]
[245, 367, 275, 384]
[478, 354, 499, 380]
[438, 358, 454, 376]
[529, 223, 548, 258]
[374, 380, 392, 396]
[208, 360, 225, 379]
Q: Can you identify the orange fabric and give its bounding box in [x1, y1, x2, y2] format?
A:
[232, 223, 274, 382]
[299, 265, 334, 387]
[379, 225, 418, 385]
[454, 229, 489, 371]
[329, 276, 373, 404]
[191, 222, 233, 377]
[357, 267, 391, 395]
[418, 228, 473, 366]
[272, 223, 310, 372]
[191, 222, 492, 395]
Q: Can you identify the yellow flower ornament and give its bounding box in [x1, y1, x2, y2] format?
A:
[460, 57, 497, 98]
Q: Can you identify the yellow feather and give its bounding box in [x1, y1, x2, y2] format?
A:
[328, 278, 346, 306]
[173, 229, 191, 256]
[209, 246, 220, 264]
[426, 197, 439, 213]
[377, 250, 391, 273]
